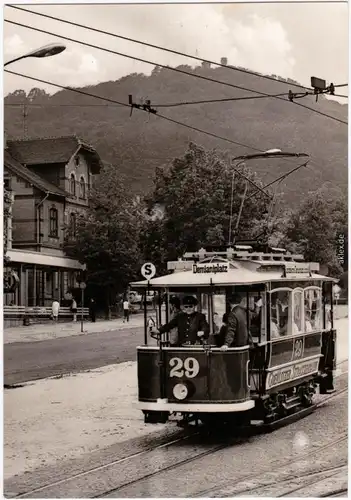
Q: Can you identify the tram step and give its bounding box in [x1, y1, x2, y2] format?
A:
[283, 396, 301, 410]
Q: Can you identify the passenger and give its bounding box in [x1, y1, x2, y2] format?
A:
[152, 295, 210, 346]
[215, 313, 228, 347]
[220, 293, 249, 350]
[271, 319, 280, 338]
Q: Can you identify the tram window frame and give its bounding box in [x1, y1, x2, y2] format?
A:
[292, 287, 304, 335]
[304, 286, 322, 331]
[323, 282, 334, 330]
[269, 287, 293, 338]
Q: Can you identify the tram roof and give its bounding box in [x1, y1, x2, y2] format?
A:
[131, 263, 335, 288]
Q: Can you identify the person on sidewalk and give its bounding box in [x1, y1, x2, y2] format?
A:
[71, 298, 78, 322]
[52, 299, 60, 322]
[123, 297, 130, 323]
[89, 298, 96, 323]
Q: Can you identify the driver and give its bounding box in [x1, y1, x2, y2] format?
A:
[152, 295, 210, 346]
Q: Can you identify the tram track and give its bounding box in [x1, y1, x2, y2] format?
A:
[9, 364, 348, 498]
[102, 376, 348, 498]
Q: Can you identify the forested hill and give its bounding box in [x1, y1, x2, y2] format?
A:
[4, 64, 347, 206]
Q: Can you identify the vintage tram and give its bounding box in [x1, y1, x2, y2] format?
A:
[132, 246, 337, 428]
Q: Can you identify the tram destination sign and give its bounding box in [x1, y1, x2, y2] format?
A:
[266, 358, 320, 390]
[192, 262, 229, 274]
[284, 262, 311, 277]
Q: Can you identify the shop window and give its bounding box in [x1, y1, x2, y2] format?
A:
[70, 173, 76, 196]
[49, 207, 58, 237]
[270, 288, 292, 338]
[79, 176, 86, 199]
[304, 287, 322, 331]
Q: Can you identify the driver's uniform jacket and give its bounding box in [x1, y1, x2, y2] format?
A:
[159, 311, 210, 346]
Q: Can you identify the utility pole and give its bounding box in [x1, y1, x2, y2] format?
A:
[22, 103, 28, 138]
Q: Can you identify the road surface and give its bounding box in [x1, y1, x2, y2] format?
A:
[4, 317, 348, 386]
[4, 326, 145, 385]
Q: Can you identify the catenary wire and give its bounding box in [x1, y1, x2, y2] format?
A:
[5, 69, 346, 192]
[4, 19, 296, 101]
[4, 69, 262, 152]
[4, 18, 347, 125]
[4, 92, 295, 109]
[7, 4, 313, 92]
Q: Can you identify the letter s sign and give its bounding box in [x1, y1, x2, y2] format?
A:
[141, 262, 156, 280]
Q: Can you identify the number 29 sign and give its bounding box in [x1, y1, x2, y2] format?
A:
[169, 357, 200, 379]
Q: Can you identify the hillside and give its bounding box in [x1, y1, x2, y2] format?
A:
[4, 64, 348, 206]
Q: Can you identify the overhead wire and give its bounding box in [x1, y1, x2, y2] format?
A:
[4, 18, 347, 125]
[4, 68, 262, 151]
[4, 19, 295, 101]
[5, 69, 346, 192]
[7, 4, 312, 92]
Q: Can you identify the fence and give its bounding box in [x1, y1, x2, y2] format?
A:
[4, 305, 90, 328]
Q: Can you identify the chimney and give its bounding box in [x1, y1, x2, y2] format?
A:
[201, 61, 211, 69]
[220, 57, 228, 66]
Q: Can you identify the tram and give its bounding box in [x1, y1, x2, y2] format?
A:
[132, 245, 337, 428]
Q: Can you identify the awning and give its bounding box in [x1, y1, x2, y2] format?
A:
[6, 249, 83, 270]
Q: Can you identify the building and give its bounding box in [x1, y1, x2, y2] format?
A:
[4, 135, 103, 307]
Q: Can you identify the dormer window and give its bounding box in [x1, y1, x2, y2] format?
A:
[79, 176, 86, 199]
[70, 173, 76, 196]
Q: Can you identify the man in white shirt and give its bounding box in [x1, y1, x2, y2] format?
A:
[123, 298, 130, 323]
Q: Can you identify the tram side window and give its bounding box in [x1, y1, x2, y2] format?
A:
[304, 288, 322, 331]
[292, 289, 303, 334]
[270, 289, 292, 338]
[249, 291, 265, 343]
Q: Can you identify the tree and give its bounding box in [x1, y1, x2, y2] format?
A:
[141, 142, 270, 269]
[282, 186, 347, 276]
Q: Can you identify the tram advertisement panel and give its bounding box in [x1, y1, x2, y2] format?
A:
[266, 356, 320, 391]
[269, 332, 322, 368]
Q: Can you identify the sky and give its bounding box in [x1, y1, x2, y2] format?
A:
[3, 1, 349, 101]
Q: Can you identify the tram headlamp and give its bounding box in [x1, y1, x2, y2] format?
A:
[173, 383, 188, 400]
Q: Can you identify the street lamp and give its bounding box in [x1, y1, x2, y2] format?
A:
[4, 43, 66, 67]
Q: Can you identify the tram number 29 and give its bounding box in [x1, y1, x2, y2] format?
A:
[169, 357, 200, 378]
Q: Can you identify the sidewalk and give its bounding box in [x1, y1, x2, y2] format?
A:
[3, 315, 145, 344]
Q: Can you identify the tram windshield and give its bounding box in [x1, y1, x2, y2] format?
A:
[145, 286, 266, 347]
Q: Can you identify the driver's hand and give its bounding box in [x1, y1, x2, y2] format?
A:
[220, 344, 229, 351]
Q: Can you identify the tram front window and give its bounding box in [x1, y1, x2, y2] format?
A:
[156, 292, 210, 346]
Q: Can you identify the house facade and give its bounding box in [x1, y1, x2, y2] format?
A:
[4, 135, 103, 307]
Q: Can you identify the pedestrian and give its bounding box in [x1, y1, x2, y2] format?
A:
[89, 298, 96, 323]
[71, 298, 77, 322]
[51, 298, 60, 322]
[123, 296, 130, 323]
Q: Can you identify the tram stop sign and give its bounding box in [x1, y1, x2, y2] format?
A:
[141, 262, 156, 280]
[79, 282, 87, 290]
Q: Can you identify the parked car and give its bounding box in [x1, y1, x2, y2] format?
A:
[128, 291, 142, 304]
